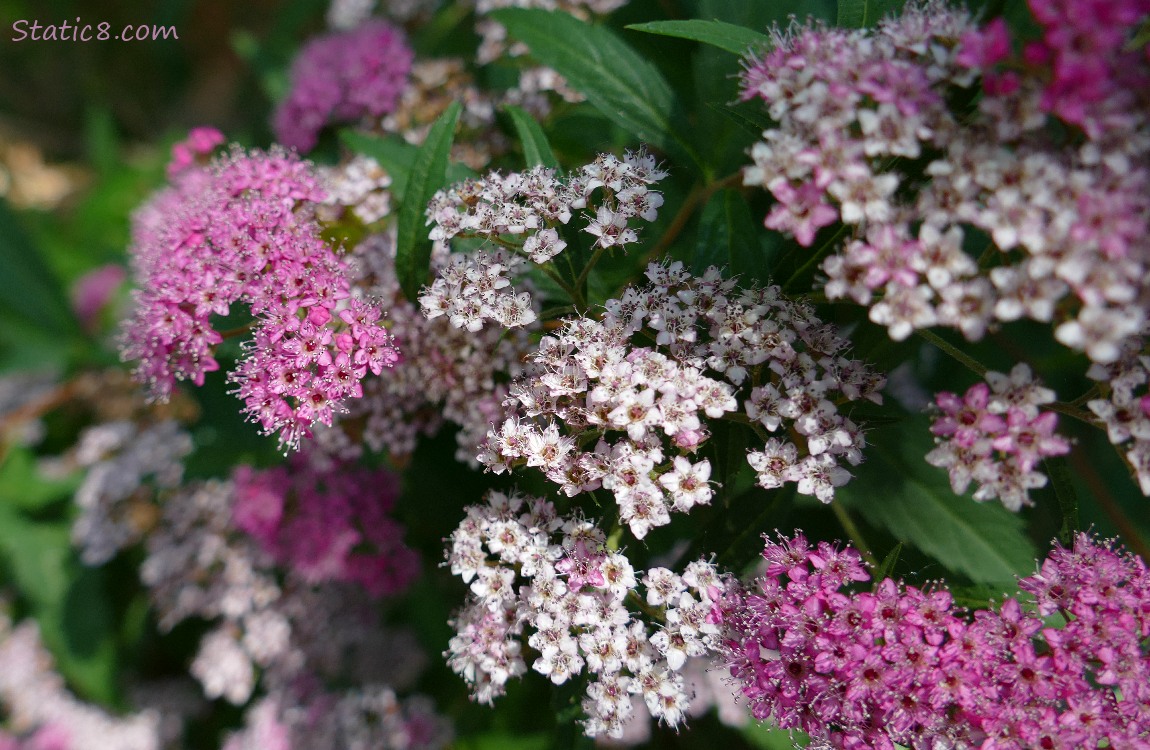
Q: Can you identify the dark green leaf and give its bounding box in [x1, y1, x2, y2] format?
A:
[839, 416, 1038, 583]
[394, 102, 462, 302]
[0, 199, 81, 340]
[706, 101, 773, 138]
[491, 8, 700, 171]
[693, 188, 760, 277]
[836, 0, 908, 28]
[872, 542, 903, 584]
[339, 130, 476, 204]
[626, 19, 771, 55]
[503, 105, 560, 169]
[1044, 456, 1079, 545]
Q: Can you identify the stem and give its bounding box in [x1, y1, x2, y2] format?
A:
[217, 323, 254, 340]
[914, 329, 988, 377]
[1046, 401, 1099, 427]
[573, 243, 607, 299]
[638, 171, 744, 268]
[831, 502, 878, 567]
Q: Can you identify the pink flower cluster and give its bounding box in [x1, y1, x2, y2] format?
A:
[119, 143, 399, 449]
[232, 456, 418, 596]
[721, 532, 1150, 749]
[167, 125, 225, 178]
[739, 2, 1150, 362]
[958, 0, 1150, 138]
[273, 20, 414, 152]
[927, 364, 1071, 510]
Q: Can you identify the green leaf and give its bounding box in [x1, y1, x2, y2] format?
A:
[0, 199, 81, 341]
[0, 446, 81, 512]
[839, 416, 1038, 583]
[626, 19, 771, 55]
[0, 507, 118, 703]
[503, 105, 559, 169]
[339, 130, 476, 204]
[394, 102, 462, 302]
[693, 188, 760, 277]
[491, 8, 700, 171]
[707, 100, 774, 137]
[1044, 456, 1079, 546]
[836, 0, 908, 28]
[872, 542, 903, 584]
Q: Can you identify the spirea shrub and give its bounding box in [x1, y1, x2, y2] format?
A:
[2, 0, 1148, 747]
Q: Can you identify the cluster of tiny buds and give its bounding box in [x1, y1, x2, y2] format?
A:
[478, 261, 884, 538]
[740, 1, 1150, 365]
[926, 363, 1071, 511]
[1086, 341, 1150, 495]
[444, 490, 728, 739]
[420, 149, 667, 331]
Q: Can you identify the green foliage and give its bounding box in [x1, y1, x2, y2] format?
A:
[491, 8, 701, 172]
[625, 19, 771, 55]
[503, 105, 560, 169]
[0, 504, 119, 704]
[395, 102, 463, 302]
[839, 417, 1039, 583]
[0, 199, 82, 346]
[836, 0, 909, 28]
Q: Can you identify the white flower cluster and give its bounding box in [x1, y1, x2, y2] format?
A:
[1087, 342, 1150, 495]
[445, 490, 728, 738]
[72, 419, 192, 565]
[420, 149, 667, 331]
[419, 247, 539, 331]
[140, 476, 450, 746]
[224, 689, 451, 750]
[478, 262, 884, 531]
[141, 480, 426, 705]
[743, 3, 1150, 364]
[0, 608, 164, 750]
[321, 230, 536, 466]
[318, 154, 393, 225]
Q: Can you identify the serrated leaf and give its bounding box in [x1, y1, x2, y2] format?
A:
[839, 417, 1037, 583]
[626, 19, 771, 55]
[491, 8, 700, 171]
[693, 188, 760, 277]
[836, 0, 908, 28]
[503, 105, 559, 169]
[394, 102, 462, 302]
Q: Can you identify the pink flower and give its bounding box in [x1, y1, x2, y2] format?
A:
[273, 21, 413, 152]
